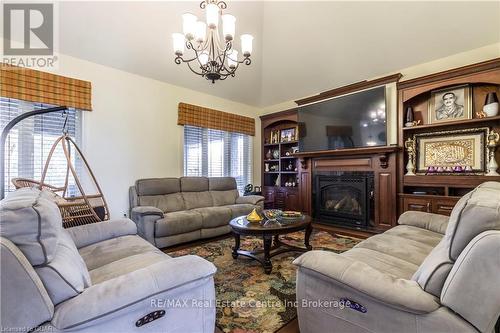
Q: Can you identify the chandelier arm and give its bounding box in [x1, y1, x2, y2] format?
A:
[186, 61, 206, 76]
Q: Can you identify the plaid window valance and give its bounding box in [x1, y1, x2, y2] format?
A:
[0, 64, 92, 111]
[178, 102, 255, 136]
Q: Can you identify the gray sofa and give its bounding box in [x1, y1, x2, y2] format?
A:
[0, 188, 216, 332]
[294, 181, 500, 333]
[129, 177, 264, 248]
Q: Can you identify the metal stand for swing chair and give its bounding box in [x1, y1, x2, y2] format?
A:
[1, 106, 109, 228]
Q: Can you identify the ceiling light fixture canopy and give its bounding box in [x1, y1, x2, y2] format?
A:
[172, 0, 253, 83]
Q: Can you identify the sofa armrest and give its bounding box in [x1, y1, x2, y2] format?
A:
[398, 211, 449, 234]
[66, 218, 137, 249]
[131, 205, 164, 217]
[51, 255, 217, 330]
[236, 195, 264, 206]
[293, 251, 440, 313]
[130, 206, 164, 245]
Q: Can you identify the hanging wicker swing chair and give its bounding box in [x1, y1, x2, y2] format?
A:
[12, 133, 109, 228]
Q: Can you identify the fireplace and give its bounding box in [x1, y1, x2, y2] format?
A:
[314, 172, 374, 229]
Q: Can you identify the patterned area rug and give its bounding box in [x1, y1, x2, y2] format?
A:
[167, 231, 361, 333]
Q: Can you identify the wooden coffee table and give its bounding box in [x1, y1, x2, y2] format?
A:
[229, 214, 312, 274]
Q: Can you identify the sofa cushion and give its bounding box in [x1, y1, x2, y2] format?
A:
[182, 191, 213, 210]
[35, 230, 91, 305]
[79, 234, 160, 270]
[211, 190, 238, 206]
[155, 211, 203, 237]
[193, 207, 232, 229]
[209, 177, 237, 191]
[139, 193, 186, 213]
[135, 178, 180, 196]
[227, 204, 255, 219]
[180, 177, 209, 192]
[89, 251, 170, 284]
[0, 188, 62, 265]
[412, 182, 500, 297]
[354, 232, 435, 266]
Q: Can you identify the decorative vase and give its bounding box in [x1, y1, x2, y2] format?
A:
[483, 92, 499, 117]
[404, 107, 415, 127]
[272, 150, 280, 159]
[266, 150, 272, 160]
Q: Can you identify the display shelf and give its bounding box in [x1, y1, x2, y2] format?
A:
[402, 115, 500, 132]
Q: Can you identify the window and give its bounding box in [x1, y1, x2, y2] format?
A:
[184, 125, 252, 193]
[1, 97, 83, 194]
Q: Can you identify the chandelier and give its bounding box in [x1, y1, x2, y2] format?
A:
[172, 0, 253, 83]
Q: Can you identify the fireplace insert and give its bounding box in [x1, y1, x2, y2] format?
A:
[314, 173, 374, 229]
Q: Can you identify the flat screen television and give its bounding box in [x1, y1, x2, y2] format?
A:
[298, 86, 387, 152]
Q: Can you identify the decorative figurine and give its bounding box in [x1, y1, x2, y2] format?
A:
[266, 150, 272, 160]
[486, 130, 500, 176]
[404, 137, 416, 176]
[265, 163, 269, 172]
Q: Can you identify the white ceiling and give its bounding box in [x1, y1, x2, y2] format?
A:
[59, 1, 500, 107]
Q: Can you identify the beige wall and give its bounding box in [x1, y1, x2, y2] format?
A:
[46, 54, 260, 218]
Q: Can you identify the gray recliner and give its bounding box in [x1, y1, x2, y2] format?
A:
[0, 188, 217, 332]
[129, 177, 264, 248]
[294, 181, 500, 333]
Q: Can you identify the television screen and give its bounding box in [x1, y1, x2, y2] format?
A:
[298, 86, 387, 152]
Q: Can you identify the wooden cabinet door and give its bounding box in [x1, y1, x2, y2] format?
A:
[284, 190, 300, 211]
[403, 197, 432, 213]
[432, 198, 458, 216]
[275, 191, 286, 209]
[263, 187, 275, 207]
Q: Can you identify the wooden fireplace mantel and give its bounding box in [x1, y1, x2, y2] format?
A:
[296, 146, 399, 234]
[293, 146, 400, 170]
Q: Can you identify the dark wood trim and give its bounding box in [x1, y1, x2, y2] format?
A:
[293, 146, 400, 158]
[397, 58, 500, 90]
[260, 108, 298, 120]
[295, 73, 402, 106]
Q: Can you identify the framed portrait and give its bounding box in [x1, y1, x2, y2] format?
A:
[428, 84, 472, 124]
[269, 130, 280, 144]
[280, 127, 297, 142]
[414, 127, 488, 174]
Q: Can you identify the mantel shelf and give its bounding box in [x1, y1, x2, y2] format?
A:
[293, 146, 400, 159]
[402, 115, 500, 132]
[404, 175, 500, 187]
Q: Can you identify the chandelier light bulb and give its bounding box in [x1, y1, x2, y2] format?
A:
[228, 50, 238, 68]
[195, 21, 207, 42]
[206, 3, 219, 29]
[172, 33, 185, 56]
[222, 14, 236, 41]
[199, 51, 209, 66]
[240, 34, 253, 57]
[182, 13, 197, 40]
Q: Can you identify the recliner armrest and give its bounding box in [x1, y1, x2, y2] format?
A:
[66, 218, 137, 249]
[131, 206, 164, 217]
[398, 211, 449, 234]
[51, 255, 217, 330]
[293, 251, 440, 313]
[236, 195, 264, 206]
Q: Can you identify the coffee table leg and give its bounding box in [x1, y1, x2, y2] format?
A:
[263, 235, 273, 274]
[232, 233, 240, 259]
[305, 224, 313, 250]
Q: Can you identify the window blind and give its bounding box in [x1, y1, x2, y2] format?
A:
[1, 97, 82, 194]
[184, 125, 252, 193]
